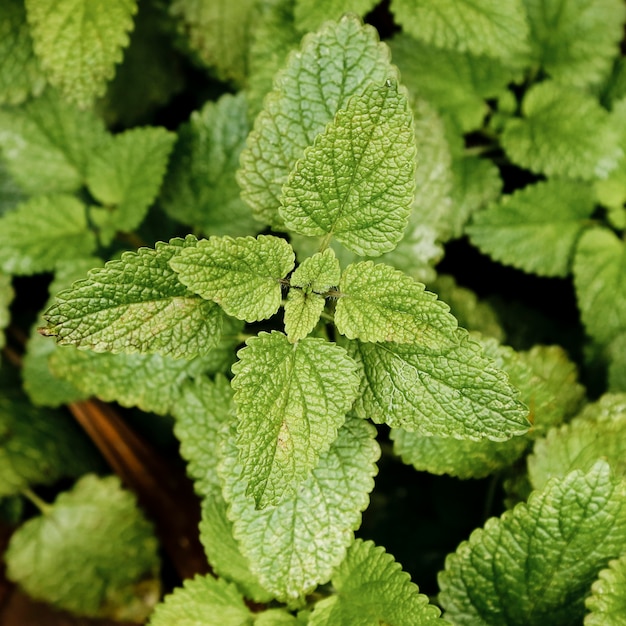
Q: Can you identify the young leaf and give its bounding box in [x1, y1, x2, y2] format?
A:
[309, 539, 445, 625]
[390, 0, 529, 60]
[231, 331, 360, 508]
[350, 332, 529, 439]
[294, 0, 378, 32]
[573, 227, 626, 345]
[238, 14, 395, 227]
[335, 261, 459, 345]
[6, 474, 160, 622]
[220, 416, 380, 601]
[284, 291, 325, 344]
[24, 0, 138, 106]
[86, 126, 176, 233]
[467, 179, 596, 277]
[501, 81, 622, 180]
[280, 80, 415, 257]
[586, 554, 626, 625]
[438, 462, 626, 625]
[148, 574, 252, 626]
[170, 235, 295, 322]
[0, 195, 96, 275]
[43, 236, 224, 359]
[524, 0, 626, 88]
[161, 92, 257, 237]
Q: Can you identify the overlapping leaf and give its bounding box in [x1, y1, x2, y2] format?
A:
[586, 554, 626, 625]
[25, 0, 137, 106]
[231, 331, 359, 507]
[439, 462, 626, 625]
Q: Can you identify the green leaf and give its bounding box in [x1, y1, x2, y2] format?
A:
[0, 89, 107, 194]
[528, 394, 626, 491]
[0, 0, 46, 105]
[6, 474, 160, 622]
[231, 331, 360, 508]
[291, 249, 341, 293]
[335, 261, 459, 345]
[573, 227, 626, 345]
[170, 235, 295, 323]
[309, 539, 445, 625]
[25, 0, 138, 106]
[586, 554, 626, 625]
[0, 273, 14, 353]
[608, 333, 626, 393]
[501, 81, 622, 180]
[391, 0, 529, 60]
[238, 14, 396, 227]
[523, 0, 626, 88]
[148, 574, 252, 626]
[350, 332, 529, 439]
[294, 0, 378, 32]
[467, 179, 596, 277]
[439, 462, 626, 625]
[161, 92, 258, 238]
[86, 126, 176, 233]
[280, 80, 415, 257]
[0, 195, 96, 275]
[221, 416, 380, 601]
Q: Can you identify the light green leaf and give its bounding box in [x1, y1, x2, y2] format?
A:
[171, 235, 294, 323]
[0, 195, 96, 275]
[528, 394, 626, 491]
[6, 474, 160, 622]
[284, 291, 326, 344]
[335, 261, 458, 345]
[255, 609, 302, 625]
[291, 248, 341, 292]
[439, 462, 626, 625]
[350, 332, 529, 439]
[0, 89, 107, 194]
[238, 14, 395, 227]
[573, 227, 626, 345]
[148, 574, 252, 626]
[231, 331, 359, 508]
[161, 92, 258, 237]
[25, 0, 137, 106]
[221, 416, 380, 601]
[586, 554, 626, 625]
[0, 273, 14, 352]
[86, 126, 175, 233]
[523, 0, 626, 88]
[467, 179, 596, 277]
[43, 236, 224, 359]
[280, 81, 415, 257]
[390, 0, 529, 60]
[0, 0, 46, 105]
[294, 0, 378, 32]
[608, 333, 626, 393]
[310, 539, 445, 625]
[502, 81, 622, 180]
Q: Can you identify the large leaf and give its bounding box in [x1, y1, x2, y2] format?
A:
[231, 331, 359, 508]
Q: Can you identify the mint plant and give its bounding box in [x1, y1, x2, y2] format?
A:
[1, 1, 626, 624]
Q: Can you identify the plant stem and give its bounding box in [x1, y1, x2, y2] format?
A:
[21, 488, 52, 515]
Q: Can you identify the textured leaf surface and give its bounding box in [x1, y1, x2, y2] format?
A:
[586, 554, 626, 625]
[161, 92, 257, 237]
[170, 235, 294, 322]
[391, 0, 528, 59]
[231, 332, 359, 508]
[0, 89, 107, 194]
[284, 290, 325, 343]
[502, 81, 622, 180]
[238, 14, 395, 227]
[439, 462, 626, 625]
[0, 0, 45, 105]
[573, 227, 626, 345]
[310, 539, 445, 625]
[524, 0, 626, 87]
[0, 195, 96, 275]
[44, 236, 224, 359]
[25, 0, 137, 106]
[221, 416, 380, 601]
[148, 574, 252, 626]
[86, 126, 175, 233]
[335, 261, 458, 345]
[6, 474, 160, 621]
[280, 81, 415, 257]
[467, 179, 596, 277]
[350, 333, 529, 439]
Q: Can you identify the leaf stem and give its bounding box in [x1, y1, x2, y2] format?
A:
[22, 488, 52, 515]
